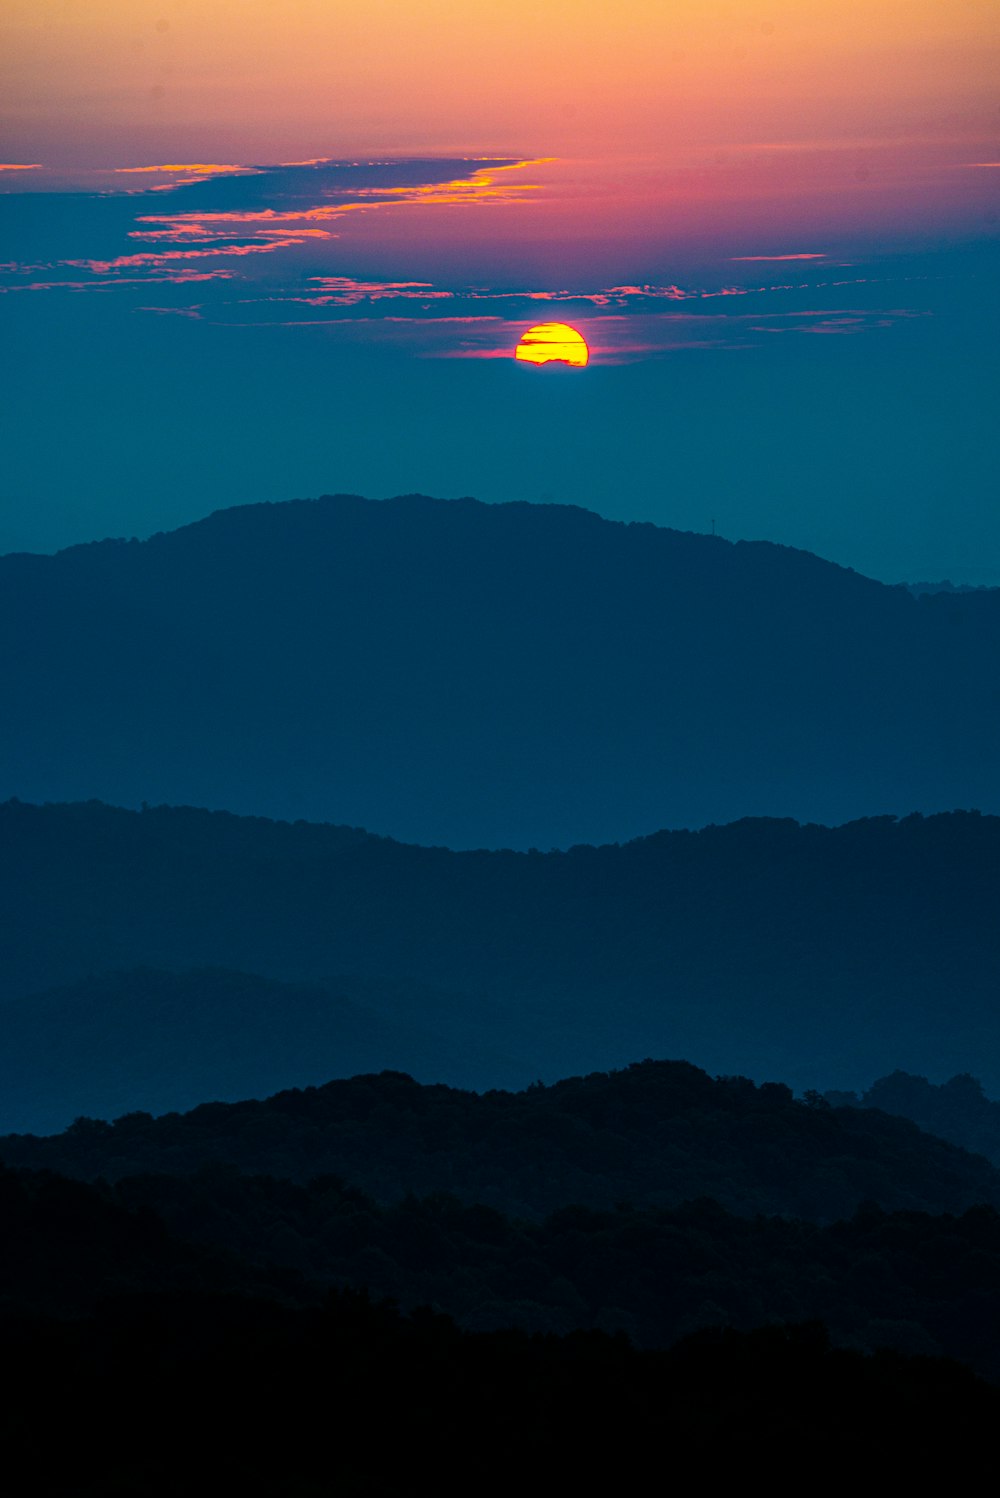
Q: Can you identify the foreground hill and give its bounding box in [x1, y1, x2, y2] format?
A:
[6, 1062, 1000, 1224]
[2, 493, 998, 848]
[2, 800, 999, 1103]
[106, 1175, 1000, 1379]
[5, 1158, 1000, 1383]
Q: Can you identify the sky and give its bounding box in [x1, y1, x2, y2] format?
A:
[2, 1, 998, 581]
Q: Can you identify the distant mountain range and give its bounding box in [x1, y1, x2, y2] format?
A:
[2, 800, 999, 1122]
[2, 494, 998, 848]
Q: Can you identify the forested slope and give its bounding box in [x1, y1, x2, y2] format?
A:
[6, 1062, 999, 1223]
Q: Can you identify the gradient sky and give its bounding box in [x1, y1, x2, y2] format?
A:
[2, 1, 998, 580]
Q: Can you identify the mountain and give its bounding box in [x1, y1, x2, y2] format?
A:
[1, 800, 998, 1109]
[2, 493, 998, 849]
[6, 1061, 1000, 1224]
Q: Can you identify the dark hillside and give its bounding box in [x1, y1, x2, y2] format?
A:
[5, 1061, 999, 1224]
[7, 1160, 1000, 1382]
[112, 1172, 1000, 1380]
[2, 494, 998, 847]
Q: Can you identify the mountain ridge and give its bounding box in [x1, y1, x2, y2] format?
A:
[5, 1058, 1000, 1225]
[2, 492, 998, 848]
[3, 493, 882, 583]
[1, 799, 999, 1108]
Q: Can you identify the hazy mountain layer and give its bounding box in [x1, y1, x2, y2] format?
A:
[2, 494, 998, 848]
[0, 968, 524, 1136]
[2, 800, 998, 1101]
[827, 1072, 1000, 1168]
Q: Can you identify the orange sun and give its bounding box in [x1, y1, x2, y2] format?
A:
[515, 322, 590, 367]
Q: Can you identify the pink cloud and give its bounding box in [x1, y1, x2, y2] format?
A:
[0, 270, 235, 293]
[136, 305, 204, 318]
[65, 240, 301, 273]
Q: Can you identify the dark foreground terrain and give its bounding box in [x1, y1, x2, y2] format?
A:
[6, 1292, 994, 1493]
[1, 1155, 999, 1491]
[6, 1058, 1000, 1380]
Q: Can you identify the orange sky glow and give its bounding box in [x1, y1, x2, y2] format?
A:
[3, 2, 996, 289]
[3, 1, 997, 169]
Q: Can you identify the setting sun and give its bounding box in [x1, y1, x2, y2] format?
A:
[515, 323, 590, 367]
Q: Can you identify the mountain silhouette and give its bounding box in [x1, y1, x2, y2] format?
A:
[7, 1060, 1000, 1225]
[2, 800, 999, 1111]
[2, 494, 998, 848]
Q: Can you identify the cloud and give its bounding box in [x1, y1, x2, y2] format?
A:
[731, 253, 827, 261]
[115, 164, 255, 176]
[65, 240, 303, 274]
[127, 157, 540, 252]
[135, 305, 204, 319]
[0, 154, 925, 363]
[0, 157, 542, 295]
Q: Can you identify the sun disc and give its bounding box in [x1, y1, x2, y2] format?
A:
[515, 322, 589, 367]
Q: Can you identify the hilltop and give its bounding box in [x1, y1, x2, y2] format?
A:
[6, 1059, 1000, 1225]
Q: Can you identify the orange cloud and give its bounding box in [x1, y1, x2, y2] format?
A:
[129, 158, 543, 255]
[115, 164, 254, 175]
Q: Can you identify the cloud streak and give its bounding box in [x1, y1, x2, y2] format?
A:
[0, 155, 928, 360]
[0, 157, 541, 291]
[731, 253, 827, 262]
